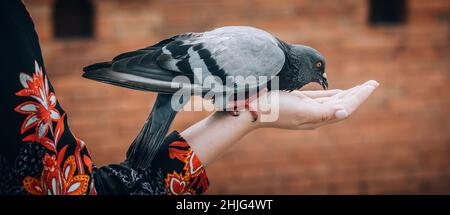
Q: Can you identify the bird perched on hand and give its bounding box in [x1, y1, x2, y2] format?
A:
[83, 26, 328, 169]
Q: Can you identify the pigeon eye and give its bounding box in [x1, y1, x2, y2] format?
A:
[315, 61, 323, 69]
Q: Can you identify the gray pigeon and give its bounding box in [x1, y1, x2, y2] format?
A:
[83, 26, 328, 169]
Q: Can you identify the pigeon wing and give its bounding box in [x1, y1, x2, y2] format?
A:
[83, 26, 286, 94]
[156, 26, 286, 93]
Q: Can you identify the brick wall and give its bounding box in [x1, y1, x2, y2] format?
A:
[24, 0, 450, 194]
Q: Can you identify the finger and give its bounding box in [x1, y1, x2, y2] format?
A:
[332, 80, 378, 99]
[299, 103, 350, 129]
[301, 82, 379, 129]
[299, 103, 341, 125]
[346, 86, 365, 98]
[362, 80, 380, 88]
[322, 85, 376, 119]
[315, 85, 367, 103]
[345, 81, 377, 98]
[332, 85, 361, 99]
[314, 96, 335, 103]
[299, 89, 342, 99]
[288, 90, 309, 99]
[297, 104, 347, 129]
[341, 85, 376, 114]
[292, 80, 378, 100]
[300, 115, 343, 129]
[321, 98, 343, 105]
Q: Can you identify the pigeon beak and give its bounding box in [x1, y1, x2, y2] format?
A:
[319, 78, 328, 90]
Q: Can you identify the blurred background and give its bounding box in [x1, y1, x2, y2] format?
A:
[24, 0, 449, 194]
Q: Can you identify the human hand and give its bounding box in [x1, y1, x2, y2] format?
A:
[183, 80, 378, 165]
[250, 80, 379, 130]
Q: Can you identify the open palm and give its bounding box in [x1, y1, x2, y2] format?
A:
[252, 80, 379, 130]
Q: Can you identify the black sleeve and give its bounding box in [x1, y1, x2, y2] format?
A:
[0, 0, 208, 196]
[93, 131, 209, 195]
[1, 0, 95, 195]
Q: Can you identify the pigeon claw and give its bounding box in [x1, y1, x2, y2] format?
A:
[232, 109, 240, 117]
[227, 88, 266, 122]
[249, 110, 259, 122]
[245, 99, 259, 122]
[228, 98, 259, 122]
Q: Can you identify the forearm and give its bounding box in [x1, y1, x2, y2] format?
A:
[181, 111, 258, 167]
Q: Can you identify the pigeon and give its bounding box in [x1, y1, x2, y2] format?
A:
[82, 26, 328, 169]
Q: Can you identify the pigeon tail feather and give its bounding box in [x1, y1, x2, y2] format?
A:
[125, 93, 187, 169]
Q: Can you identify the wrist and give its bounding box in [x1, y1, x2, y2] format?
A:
[247, 92, 275, 129]
[212, 110, 260, 132]
[239, 110, 263, 131]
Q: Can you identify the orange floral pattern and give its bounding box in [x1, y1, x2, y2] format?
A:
[12, 61, 207, 195]
[14, 61, 94, 195]
[15, 62, 60, 142]
[165, 140, 209, 195]
[22, 155, 90, 195]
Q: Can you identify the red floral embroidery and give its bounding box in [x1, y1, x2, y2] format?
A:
[165, 171, 192, 195]
[165, 140, 209, 195]
[187, 151, 203, 176]
[22, 154, 90, 195]
[15, 62, 59, 141]
[168, 141, 191, 162]
[15, 61, 93, 195]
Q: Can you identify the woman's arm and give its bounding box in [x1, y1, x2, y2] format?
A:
[183, 80, 379, 166]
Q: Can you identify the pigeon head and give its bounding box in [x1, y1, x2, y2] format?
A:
[288, 45, 328, 90]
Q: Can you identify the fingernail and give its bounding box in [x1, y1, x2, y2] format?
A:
[367, 80, 379, 88]
[373, 81, 380, 88]
[335, 110, 349, 119]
